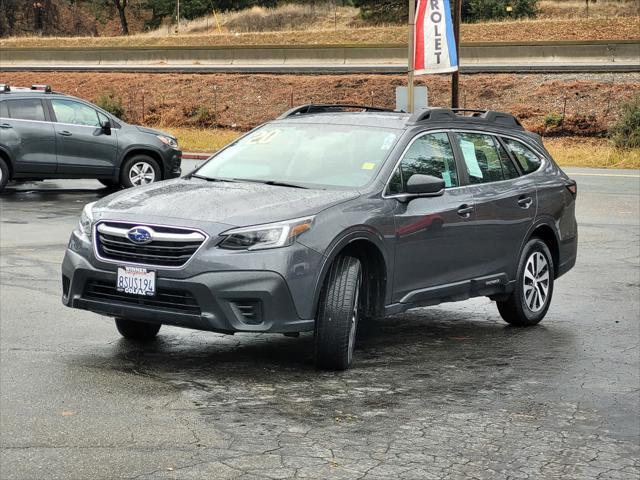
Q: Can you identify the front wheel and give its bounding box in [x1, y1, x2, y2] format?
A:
[115, 318, 161, 341]
[497, 238, 554, 326]
[120, 155, 161, 188]
[314, 255, 362, 371]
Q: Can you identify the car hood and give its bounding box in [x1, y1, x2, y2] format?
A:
[135, 125, 174, 139]
[93, 177, 359, 229]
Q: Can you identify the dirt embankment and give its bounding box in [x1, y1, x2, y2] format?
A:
[1, 72, 638, 136]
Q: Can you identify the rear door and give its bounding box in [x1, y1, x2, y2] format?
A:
[389, 131, 477, 303]
[0, 98, 56, 174]
[452, 131, 537, 280]
[49, 98, 118, 176]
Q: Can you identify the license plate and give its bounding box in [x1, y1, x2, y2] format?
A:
[116, 267, 156, 296]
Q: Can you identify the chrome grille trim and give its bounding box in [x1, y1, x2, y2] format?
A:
[93, 221, 209, 270]
[96, 224, 206, 243]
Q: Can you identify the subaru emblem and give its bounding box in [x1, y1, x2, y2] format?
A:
[127, 226, 153, 245]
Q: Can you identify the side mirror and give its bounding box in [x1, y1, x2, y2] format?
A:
[100, 120, 112, 135]
[406, 174, 445, 196]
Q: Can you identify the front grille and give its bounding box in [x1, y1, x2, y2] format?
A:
[95, 222, 206, 268]
[84, 280, 201, 315]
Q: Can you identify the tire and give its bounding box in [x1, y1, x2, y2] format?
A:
[314, 255, 363, 370]
[0, 158, 9, 191]
[120, 155, 161, 188]
[98, 179, 120, 189]
[497, 238, 555, 327]
[115, 318, 161, 341]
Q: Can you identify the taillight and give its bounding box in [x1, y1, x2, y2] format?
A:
[566, 180, 577, 198]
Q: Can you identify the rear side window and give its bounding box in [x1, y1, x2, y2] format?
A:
[455, 133, 519, 184]
[0, 101, 7, 118]
[5, 99, 46, 121]
[503, 138, 542, 174]
[388, 132, 458, 194]
[51, 99, 100, 127]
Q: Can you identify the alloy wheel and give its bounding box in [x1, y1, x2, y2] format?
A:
[129, 162, 156, 186]
[523, 252, 550, 313]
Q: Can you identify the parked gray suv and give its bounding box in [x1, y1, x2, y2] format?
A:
[62, 105, 578, 370]
[0, 84, 181, 191]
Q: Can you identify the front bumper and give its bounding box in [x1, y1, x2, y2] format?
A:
[165, 151, 182, 179]
[62, 248, 314, 334]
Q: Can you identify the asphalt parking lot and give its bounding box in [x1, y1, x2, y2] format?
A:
[0, 166, 638, 480]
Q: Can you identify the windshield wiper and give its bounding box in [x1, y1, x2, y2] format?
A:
[233, 179, 309, 189]
[191, 174, 237, 183]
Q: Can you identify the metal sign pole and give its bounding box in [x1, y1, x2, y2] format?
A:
[177, 0, 181, 32]
[451, 0, 461, 108]
[408, 0, 416, 113]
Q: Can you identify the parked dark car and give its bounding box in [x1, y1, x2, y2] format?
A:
[0, 84, 181, 191]
[62, 105, 578, 370]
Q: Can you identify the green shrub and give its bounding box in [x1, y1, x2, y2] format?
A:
[463, 0, 539, 23]
[544, 112, 563, 128]
[353, 0, 538, 24]
[95, 91, 125, 119]
[186, 105, 217, 127]
[610, 94, 640, 149]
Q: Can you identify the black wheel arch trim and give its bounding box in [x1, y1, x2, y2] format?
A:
[117, 145, 167, 179]
[311, 227, 392, 319]
[518, 216, 561, 278]
[0, 145, 14, 177]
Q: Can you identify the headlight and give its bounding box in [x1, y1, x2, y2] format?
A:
[218, 217, 314, 251]
[157, 135, 178, 149]
[78, 202, 96, 238]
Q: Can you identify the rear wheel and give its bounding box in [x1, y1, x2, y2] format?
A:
[115, 318, 161, 341]
[0, 158, 9, 191]
[497, 238, 554, 326]
[120, 155, 161, 188]
[314, 255, 362, 370]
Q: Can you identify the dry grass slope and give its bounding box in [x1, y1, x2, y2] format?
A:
[538, 0, 640, 19]
[2, 16, 638, 48]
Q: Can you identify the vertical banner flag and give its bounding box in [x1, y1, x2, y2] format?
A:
[414, 0, 459, 75]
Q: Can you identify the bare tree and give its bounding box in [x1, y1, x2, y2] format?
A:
[113, 0, 129, 35]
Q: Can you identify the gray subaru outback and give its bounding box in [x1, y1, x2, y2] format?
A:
[62, 105, 578, 370]
[0, 84, 181, 191]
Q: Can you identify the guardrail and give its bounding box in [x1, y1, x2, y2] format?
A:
[1, 41, 638, 73]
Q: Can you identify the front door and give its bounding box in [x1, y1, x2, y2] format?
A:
[0, 98, 56, 174]
[452, 131, 538, 280]
[49, 99, 118, 176]
[389, 131, 476, 303]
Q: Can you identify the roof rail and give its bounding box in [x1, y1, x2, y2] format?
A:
[408, 108, 457, 124]
[278, 104, 394, 119]
[30, 84, 52, 93]
[409, 107, 523, 129]
[0, 84, 10, 93]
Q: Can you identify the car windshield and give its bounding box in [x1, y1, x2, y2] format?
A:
[194, 123, 401, 189]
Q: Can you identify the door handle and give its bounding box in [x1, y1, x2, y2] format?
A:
[0, 123, 12, 129]
[58, 130, 72, 136]
[518, 196, 533, 208]
[457, 204, 474, 217]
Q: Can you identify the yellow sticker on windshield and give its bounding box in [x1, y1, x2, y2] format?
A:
[361, 162, 376, 170]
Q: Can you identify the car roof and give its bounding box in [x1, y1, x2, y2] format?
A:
[273, 112, 411, 130]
